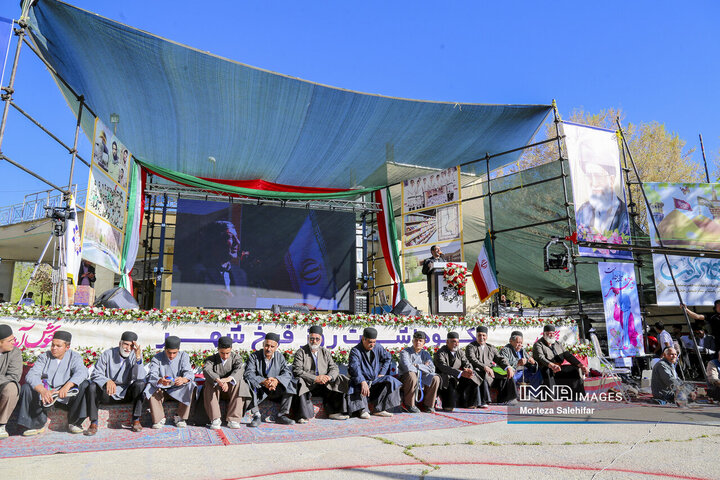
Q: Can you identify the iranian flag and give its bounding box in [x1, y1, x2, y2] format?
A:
[374, 188, 406, 306]
[472, 235, 498, 302]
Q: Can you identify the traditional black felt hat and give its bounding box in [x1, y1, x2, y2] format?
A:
[164, 335, 181, 349]
[308, 326, 323, 335]
[121, 331, 138, 342]
[447, 332, 459, 339]
[476, 326, 488, 334]
[218, 336, 233, 349]
[543, 325, 556, 333]
[363, 327, 378, 339]
[54, 330, 72, 343]
[265, 333, 280, 344]
[0, 324, 12, 340]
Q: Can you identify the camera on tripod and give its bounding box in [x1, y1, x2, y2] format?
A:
[544, 236, 571, 272]
[44, 206, 76, 222]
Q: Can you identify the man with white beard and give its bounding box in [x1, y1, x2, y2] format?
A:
[575, 159, 630, 237]
[433, 332, 482, 411]
[532, 325, 589, 399]
[292, 326, 350, 422]
[86, 331, 147, 434]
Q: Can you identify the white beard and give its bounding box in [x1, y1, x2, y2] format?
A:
[544, 335, 556, 345]
[119, 349, 131, 358]
[450, 346, 459, 353]
[588, 189, 618, 232]
[309, 344, 320, 352]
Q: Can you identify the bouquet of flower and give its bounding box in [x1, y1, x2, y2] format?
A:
[443, 262, 468, 297]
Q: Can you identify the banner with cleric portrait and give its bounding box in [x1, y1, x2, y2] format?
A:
[598, 262, 644, 358]
[564, 122, 632, 259]
[81, 118, 131, 273]
[644, 182, 720, 305]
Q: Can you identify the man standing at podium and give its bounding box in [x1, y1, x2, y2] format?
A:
[422, 245, 446, 309]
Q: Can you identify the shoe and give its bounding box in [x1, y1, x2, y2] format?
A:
[152, 418, 166, 429]
[405, 405, 421, 413]
[442, 407, 454, 413]
[276, 415, 295, 425]
[22, 426, 46, 437]
[208, 418, 222, 430]
[227, 421, 242, 429]
[358, 411, 371, 419]
[173, 415, 187, 428]
[68, 423, 84, 434]
[248, 414, 262, 428]
[479, 403, 489, 409]
[297, 418, 309, 424]
[425, 407, 436, 413]
[328, 413, 349, 421]
[84, 423, 98, 436]
[131, 420, 143, 432]
[0, 425, 8, 438]
[374, 410, 393, 417]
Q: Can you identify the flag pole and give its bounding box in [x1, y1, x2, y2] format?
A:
[552, 101, 586, 339]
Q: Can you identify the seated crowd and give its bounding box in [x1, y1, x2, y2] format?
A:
[0, 322, 590, 438]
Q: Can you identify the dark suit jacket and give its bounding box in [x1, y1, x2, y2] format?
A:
[532, 338, 582, 368]
[466, 341, 510, 373]
[244, 350, 296, 402]
[433, 344, 482, 389]
[292, 345, 349, 396]
[203, 351, 251, 398]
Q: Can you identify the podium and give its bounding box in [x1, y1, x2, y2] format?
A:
[428, 262, 466, 316]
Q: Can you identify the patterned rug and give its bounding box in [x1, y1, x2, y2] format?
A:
[0, 403, 640, 458]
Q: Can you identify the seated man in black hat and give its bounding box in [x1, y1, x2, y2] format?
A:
[347, 327, 402, 418]
[433, 331, 483, 412]
[144, 336, 196, 429]
[86, 331, 147, 435]
[244, 333, 296, 427]
[398, 330, 441, 413]
[466, 326, 517, 407]
[292, 326, 350, 423]
[0, 324, 22, 439]
[17, 330, 90, 436]
[532, 325, 589, 398]
[203, 335, 252, 429]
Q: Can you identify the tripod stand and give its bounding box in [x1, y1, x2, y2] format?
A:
[17, 208, 71, 307]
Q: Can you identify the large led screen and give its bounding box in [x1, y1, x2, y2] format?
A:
[172, 199, 355, 310]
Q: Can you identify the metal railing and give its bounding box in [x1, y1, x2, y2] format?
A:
[0, 185, 86, 226]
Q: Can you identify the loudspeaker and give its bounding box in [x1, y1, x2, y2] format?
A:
[271, 304, 310, 314]
[391, 299, 420, 317]
[94, 287, 139, 309]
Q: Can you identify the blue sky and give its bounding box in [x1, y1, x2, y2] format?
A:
[0, 0, 717, 207]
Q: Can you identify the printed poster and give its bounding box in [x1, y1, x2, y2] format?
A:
[644, 182, 720, 305]
[598, 262, 645, 358]
[81, 118, 131, 273]
[564, 122, 632, 259]
[401, 166, 463, 282]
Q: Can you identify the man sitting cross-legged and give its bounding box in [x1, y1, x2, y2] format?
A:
[0, 324, 21, 439]
[433, 331, 483, 412]
[348, 327, 402, 418]
[144, 336, 196, 429]
[86, 331, 147, 435]
[244, 333, 296, 427]
[398, 330, 441, 413]
[17, 330, 90, 436]
[292, 326, 350, 423]
[203, 335, 252, 429]
[466, 326, 517, 407]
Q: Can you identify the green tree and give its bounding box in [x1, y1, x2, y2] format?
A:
[11, 262, 55, 304]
